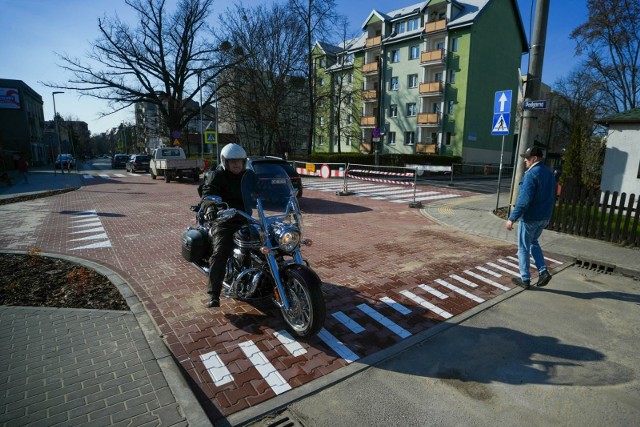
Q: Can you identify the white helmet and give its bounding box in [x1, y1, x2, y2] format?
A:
[220, 143, 247, 170]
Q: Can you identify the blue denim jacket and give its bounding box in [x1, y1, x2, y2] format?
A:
[509, 162, 556, 222]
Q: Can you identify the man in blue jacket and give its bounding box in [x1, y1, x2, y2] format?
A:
[505, 147, 556, 289]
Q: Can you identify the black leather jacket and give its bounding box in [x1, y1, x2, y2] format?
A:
[201, 168, 246, 211]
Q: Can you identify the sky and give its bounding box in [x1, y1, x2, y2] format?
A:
[1, 0, 588, 136]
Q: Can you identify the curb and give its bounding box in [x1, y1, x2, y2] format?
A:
[0, 249, 213, 427]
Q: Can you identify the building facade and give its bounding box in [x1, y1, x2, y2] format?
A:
[0, 79, 47, 164]
[313, 0, 527, 164]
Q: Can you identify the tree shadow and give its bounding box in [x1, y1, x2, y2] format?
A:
[384, 324, 632, 388]
[536, 288, 640, 304]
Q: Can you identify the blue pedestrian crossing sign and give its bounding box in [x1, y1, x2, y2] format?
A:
[492, 90, 512, 135]
[204, 130, 217, 144]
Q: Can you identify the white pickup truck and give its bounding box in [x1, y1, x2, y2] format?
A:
[150, 147, 205, 183]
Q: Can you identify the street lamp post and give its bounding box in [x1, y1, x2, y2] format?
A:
[197, 70, 204, 158]
[52, 91, 64, 174]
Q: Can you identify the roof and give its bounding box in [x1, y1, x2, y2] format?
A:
[595, 108, 640, 125]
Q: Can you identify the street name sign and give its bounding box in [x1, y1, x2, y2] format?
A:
[523, 100, 548, 110]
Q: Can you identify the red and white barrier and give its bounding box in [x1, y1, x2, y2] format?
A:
[296, 167, 345, 178]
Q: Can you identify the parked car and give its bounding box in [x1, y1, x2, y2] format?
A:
[126, 154, 151, 173]
[204, 156, 303, 197]
[55, 154, 75, 169]
[111, 154, 129, 169]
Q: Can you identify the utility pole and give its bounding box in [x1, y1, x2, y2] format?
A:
[510, 0, 550, 205]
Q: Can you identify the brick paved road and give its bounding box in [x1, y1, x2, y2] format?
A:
[0, 173, 568, 422]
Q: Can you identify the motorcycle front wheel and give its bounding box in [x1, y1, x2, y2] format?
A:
[279, 265, 325, 338]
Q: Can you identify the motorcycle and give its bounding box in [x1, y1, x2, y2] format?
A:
[181, 163, 325, 338]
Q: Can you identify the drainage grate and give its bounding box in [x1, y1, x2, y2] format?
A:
[575, 258, 616, 274]
[264, 413, 303, 427]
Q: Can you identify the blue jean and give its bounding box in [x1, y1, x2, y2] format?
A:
[517, 219, 548, 281]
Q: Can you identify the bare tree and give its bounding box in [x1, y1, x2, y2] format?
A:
[288, 0, 338, 155]
[571, 0, 640, 112]
[222, 3, 307, 156]
[551, 66, 607, 186]
[45, 0, 244, 141]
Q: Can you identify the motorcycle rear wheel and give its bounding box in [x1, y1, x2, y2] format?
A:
[279, 266, 325, 338]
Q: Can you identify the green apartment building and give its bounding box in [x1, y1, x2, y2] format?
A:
[313, 0, 527, 164]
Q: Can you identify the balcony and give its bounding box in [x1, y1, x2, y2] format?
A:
[424, 19, 446, 34]
[362, 89, 378, 101]
[365, 35, 382, 48]
[416, 143, 437, 154]
[361, 115, 376, 127]
[419, 81, 444, 95]
[420, 49, 445, 64]
[362, 61, 379, 74]
[417, 112, 441, 125]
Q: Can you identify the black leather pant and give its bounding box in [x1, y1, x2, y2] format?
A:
[208, 218, 244, 297]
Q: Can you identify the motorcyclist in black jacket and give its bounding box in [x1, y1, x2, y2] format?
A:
[200, 143, 247, 308]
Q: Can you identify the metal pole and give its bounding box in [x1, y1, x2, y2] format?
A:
[52, 91, 64, 174]
[214, 79, 220, 164]
[510, 0, 550, 205]
[496, 135, 505, 212]
[198, 70, 204, 159]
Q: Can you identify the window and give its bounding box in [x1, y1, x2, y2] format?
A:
[387, 132, 396, 145]
[451, 37, 459, 52]
[346, 54, 354, 63]
[346, 94, 352, 104]
[391, 50, 400, 63]
[448, 100, 455, 114]
[407, 18, 419, 31]
[404, 131, 415, 146]
[445, 132, 452, 145]
[319, 58, 326, 68]
[395, 21, 406, 34]
[390, 77, 399, 90]
[319, 117, 324, 127]
[407, 103, 417, 116]
[348, 73, 354, 83]
[434, 72, 442, 82]
[318, 136, 325, 145]
[408, 74, 418, 88]
[347, 115, 352, 124]
[410, 46, 420, 60]
[389, 104, 398, 117]
[437, 41, 445, 50]
[432, 102, 441, 113]
[318, 99, 325, 107]
[319, 77, 325, 87]
[449, 69, 456, 84]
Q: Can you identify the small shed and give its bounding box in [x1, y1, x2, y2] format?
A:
[595, 108, 640, 197]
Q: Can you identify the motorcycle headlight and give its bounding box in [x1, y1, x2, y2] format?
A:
[273, 224, 300, 253]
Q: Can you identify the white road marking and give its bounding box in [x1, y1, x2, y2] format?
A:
[332, 312, 366, 334]
[400, 290, 453, 319]
[356, 304, 411, 338]
[318, 328, 359, 363]
[239, 340, 291, 395]
[200, 351, 233, 386]
[273, 330, 306, 357]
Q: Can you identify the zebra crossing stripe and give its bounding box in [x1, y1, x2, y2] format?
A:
[450, 274, 478, 288]
[114, 174, 127, 177]
[400, 290, 453, 319]
[70, 227, 104, 234]
[70, 221, 102, 228]
[476, 265, 502, 277]
[486, 262, 519, 277]
[239, 340, 291, 395]
[69, 233, 109, 242]
[356, 304, 411, 338]
[380, 297, 412, 315]
[332, 311, 366, 334]
[434, 279, 485, 303]
[69, 240, 112, 250]
[498, 258, 520, 270]
[418, 284, 449, 299]
[318, 328, 360, 363]
[274, 330, 307, 357]
[82, 174, 94, 179]
[201, 351, 233, 386]
[99, 174, 109, 178]
[464, 270, 510, 291]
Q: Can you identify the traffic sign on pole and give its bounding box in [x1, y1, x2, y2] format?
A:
[492, 90, 512, 135]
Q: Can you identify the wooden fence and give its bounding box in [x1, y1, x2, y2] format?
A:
[548, 182, 640, 247]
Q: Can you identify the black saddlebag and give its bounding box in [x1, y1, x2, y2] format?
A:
[182, 227, 208, 262]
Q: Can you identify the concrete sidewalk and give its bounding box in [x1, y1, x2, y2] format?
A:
[0, 166, 83, 201]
